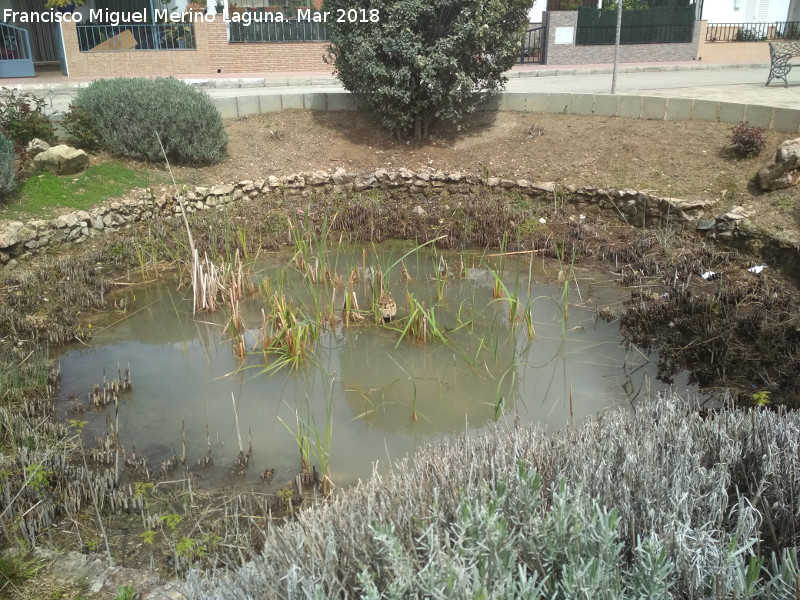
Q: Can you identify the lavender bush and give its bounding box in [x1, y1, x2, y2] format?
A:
[186, 392, 800, 598]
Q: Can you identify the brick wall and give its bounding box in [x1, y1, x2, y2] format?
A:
[203, 20, 329, 74]
[696, 21, 772, 62]
[62, 19, 329, 78]
[543, 11, 701, 65]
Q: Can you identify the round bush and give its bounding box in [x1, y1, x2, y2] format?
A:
[67, 77, 228, 165]
[0, 133, 16, 197]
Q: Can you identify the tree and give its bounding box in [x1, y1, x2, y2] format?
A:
[324, 0, 530, 140]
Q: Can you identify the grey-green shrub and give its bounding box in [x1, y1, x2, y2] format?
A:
[0, 132, 15, 196]
[66, 77, 227, 164]
[185, 394, 800, 599]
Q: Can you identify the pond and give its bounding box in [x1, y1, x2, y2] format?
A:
[55, 242, 688, 488]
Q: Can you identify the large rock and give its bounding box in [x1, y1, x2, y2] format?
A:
[758, 137, 800, 191]
[33, 144, 89, 175]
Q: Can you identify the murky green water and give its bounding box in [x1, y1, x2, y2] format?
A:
[56, 244, 686, 487]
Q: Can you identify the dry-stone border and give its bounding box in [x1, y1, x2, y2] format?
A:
[0, 168, 720, 269]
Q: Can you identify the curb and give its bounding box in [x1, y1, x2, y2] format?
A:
[208, 90, 800, 133]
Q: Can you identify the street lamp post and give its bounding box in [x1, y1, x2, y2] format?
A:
[611, 0, 623, 94]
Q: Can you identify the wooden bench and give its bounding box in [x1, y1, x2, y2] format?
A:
[767, 41, 800, 87]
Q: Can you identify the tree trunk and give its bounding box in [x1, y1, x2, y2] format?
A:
[414, 115, 422, 141]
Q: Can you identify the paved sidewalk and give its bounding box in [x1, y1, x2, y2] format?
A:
[8, 60, 799, 114]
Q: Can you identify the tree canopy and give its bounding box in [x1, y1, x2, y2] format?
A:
[324, 0, 530, 140]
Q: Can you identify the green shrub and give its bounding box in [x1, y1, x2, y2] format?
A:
[0, 88, 54, 150]
[730, 121, 766, 158]
[735, 26, 767, 41]
[325, 0, 529, 140]
[62, 105, 101, 150]
[66, 77, 227, 165]
[0, 132, 15, 197]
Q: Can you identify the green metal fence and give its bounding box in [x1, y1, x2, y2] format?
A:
[576, 4, 696, 45]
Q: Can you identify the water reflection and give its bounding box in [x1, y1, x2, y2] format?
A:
[56, 245, 686, 486]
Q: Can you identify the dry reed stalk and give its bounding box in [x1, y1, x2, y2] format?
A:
[231, 392, 243, 456]
[401, 260, 412, 281]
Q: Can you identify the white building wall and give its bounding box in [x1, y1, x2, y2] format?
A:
[528, 2, 543, 24]
[703, 0, 789, 23]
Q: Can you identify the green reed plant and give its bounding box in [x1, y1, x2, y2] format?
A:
[278, 366, 335, 495]
[309, 372, 336, 495]
[280, 409, 312, 478]
[554, 240, 578, 336]
[0, 345, 50, 407]
[395, 292, 444, 346]
[484, 265, 541, 341]
[492, 234, 509, 299]
[255, 269, 320, 372]
[387, 354, 424, 422]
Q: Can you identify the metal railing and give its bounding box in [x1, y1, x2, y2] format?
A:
[0, 22, 33, 61]
[705, 21, 800, 42]
[576, 23, 694, 45]
[229, 18, 328, 43]
[76, 23, 196, 52]
[519, 26, 544, 64]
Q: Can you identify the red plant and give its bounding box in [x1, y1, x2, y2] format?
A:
[730, 121, 766, 158]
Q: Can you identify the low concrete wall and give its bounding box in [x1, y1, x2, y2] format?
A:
[543, 11, 701, 66]
[209, 90, 800, 133]
[697, 22, 772, 62]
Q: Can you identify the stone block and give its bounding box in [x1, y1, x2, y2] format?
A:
[665, 97, 693, 122]
[547, 93, 573, 114]
[593, 94, 617, 117]
[258, 94, 283, 113]
[744, 104, 773, 130]
[640, 96, 667, 121]
[771, 108, 800, 133]
[281, 93, 305, 110]
[616, 95, 642, 119]
[327, 92, 357, 112]
[213, 97, 239, 120]
[236, 95, 260, 117]
[304, 93, 327, 111]
[692, 100, 719, 123]
[526, 93, 549, 112]
[718, 102, 746, 125]
[570, 94, 595, 116]
[499, 93, 530, 112]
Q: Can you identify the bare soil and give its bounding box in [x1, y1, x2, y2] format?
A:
[161, 110, 800, 242]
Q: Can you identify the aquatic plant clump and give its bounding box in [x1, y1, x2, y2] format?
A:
[186, 393, 800, 599]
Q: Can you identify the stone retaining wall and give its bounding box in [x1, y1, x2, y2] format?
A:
[0, 168, 719, 268]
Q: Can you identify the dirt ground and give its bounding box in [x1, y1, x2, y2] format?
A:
[161, 110, 800, 242]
